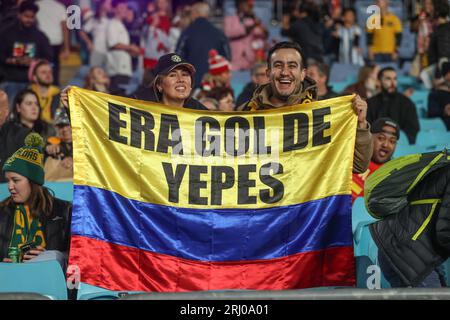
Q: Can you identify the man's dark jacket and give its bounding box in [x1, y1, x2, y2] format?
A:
[176, 17, 231, 88]
[370, 156, 450, 286]
[0, 21, 52, 83]
[0, 198, 72, 261]
[367, 91, 420, 144]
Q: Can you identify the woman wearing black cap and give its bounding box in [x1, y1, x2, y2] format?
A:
[61, 53, 208, 110]
[145, 53, 208, 110]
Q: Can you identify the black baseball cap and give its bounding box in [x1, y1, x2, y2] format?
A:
[371, 118, 400, 140]
[153, 53, 196, 80]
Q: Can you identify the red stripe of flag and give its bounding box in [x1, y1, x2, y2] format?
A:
[69, 235, 355, 292]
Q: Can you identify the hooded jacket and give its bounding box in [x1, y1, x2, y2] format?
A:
[237, 76, 372, 173]
[366, 150, 450, 286]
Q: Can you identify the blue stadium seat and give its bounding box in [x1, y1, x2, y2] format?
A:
[330, 81, 353, 93]
[352, 197, 376, 255]
[419, 118, 447, 132]
[410, 90, 429, 109]
[394, 144, 429, 157]
[352, 198, 392, 288]
[443, 258, 450, 286]
[0, 260, 67, 300]
[397, 75, 416, 86]
[416, 131, 450, 147]
[77, 282, 144, 300]
[397, 129, 410, 146]
[329, 63, 360, 83]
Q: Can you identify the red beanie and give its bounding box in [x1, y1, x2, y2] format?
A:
[208, 49, 230, 75]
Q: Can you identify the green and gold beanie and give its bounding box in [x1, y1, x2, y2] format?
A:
[2, 133, 45, 185]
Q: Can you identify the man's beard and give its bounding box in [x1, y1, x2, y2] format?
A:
[37, 78, 51, 87]
[382, 87, 396, 96]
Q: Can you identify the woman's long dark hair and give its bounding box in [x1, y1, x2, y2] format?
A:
[11, 89, 47, 134]
[0, 180, 54, 218]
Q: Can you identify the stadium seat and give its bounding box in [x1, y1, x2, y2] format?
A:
[419, 118, 447, 132]
[77, 282, 144, 300]
[352, 198, 392, 289]
[410, 90, 429, 110]
[0, 261, 67, 300]
[397, 75, 416, 86]
[355, 255, 375, 288]
[443, 258, 450, 286]
[416, 131, 450, 147]
[352, 197, 376, 254]
[330, 81, 353, 93]
[394, 144, 429, 157]
[397, 129, 409, 146]
[0, 293, 51, 300]
[329, 63, 360, 83]
[77, 283, 122, 300]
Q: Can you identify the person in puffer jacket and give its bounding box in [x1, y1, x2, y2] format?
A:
[368, 150, 450, 287]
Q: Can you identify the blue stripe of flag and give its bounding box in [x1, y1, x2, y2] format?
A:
[71, 185, 353, 262]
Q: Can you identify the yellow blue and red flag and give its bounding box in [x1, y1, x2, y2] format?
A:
[68, 87, 357, 291]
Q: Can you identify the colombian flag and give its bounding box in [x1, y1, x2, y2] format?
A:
[68, 87, 357, 292]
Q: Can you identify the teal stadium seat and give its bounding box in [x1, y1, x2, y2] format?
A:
[410, 90, 429, 110]
[329, 63, 360, 83]
[416, 131, 450, 147]
[419, 118, 447, 132]
[394, 144, 429, 157]
[397, 130, 409, 146]
[77, 282, 144, 300]
[352, 197, 391, 288]
[0, 260, 67, 300]
[444, 258, 450, 286]
[330, 81, 353, 93]
[352, 197, 376, 257]
[397, 75, 416, 86]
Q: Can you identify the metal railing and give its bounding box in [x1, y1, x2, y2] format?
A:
[119, 288, 450, 300]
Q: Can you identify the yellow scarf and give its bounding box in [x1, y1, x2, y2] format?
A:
[10, 204, 46, 250]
